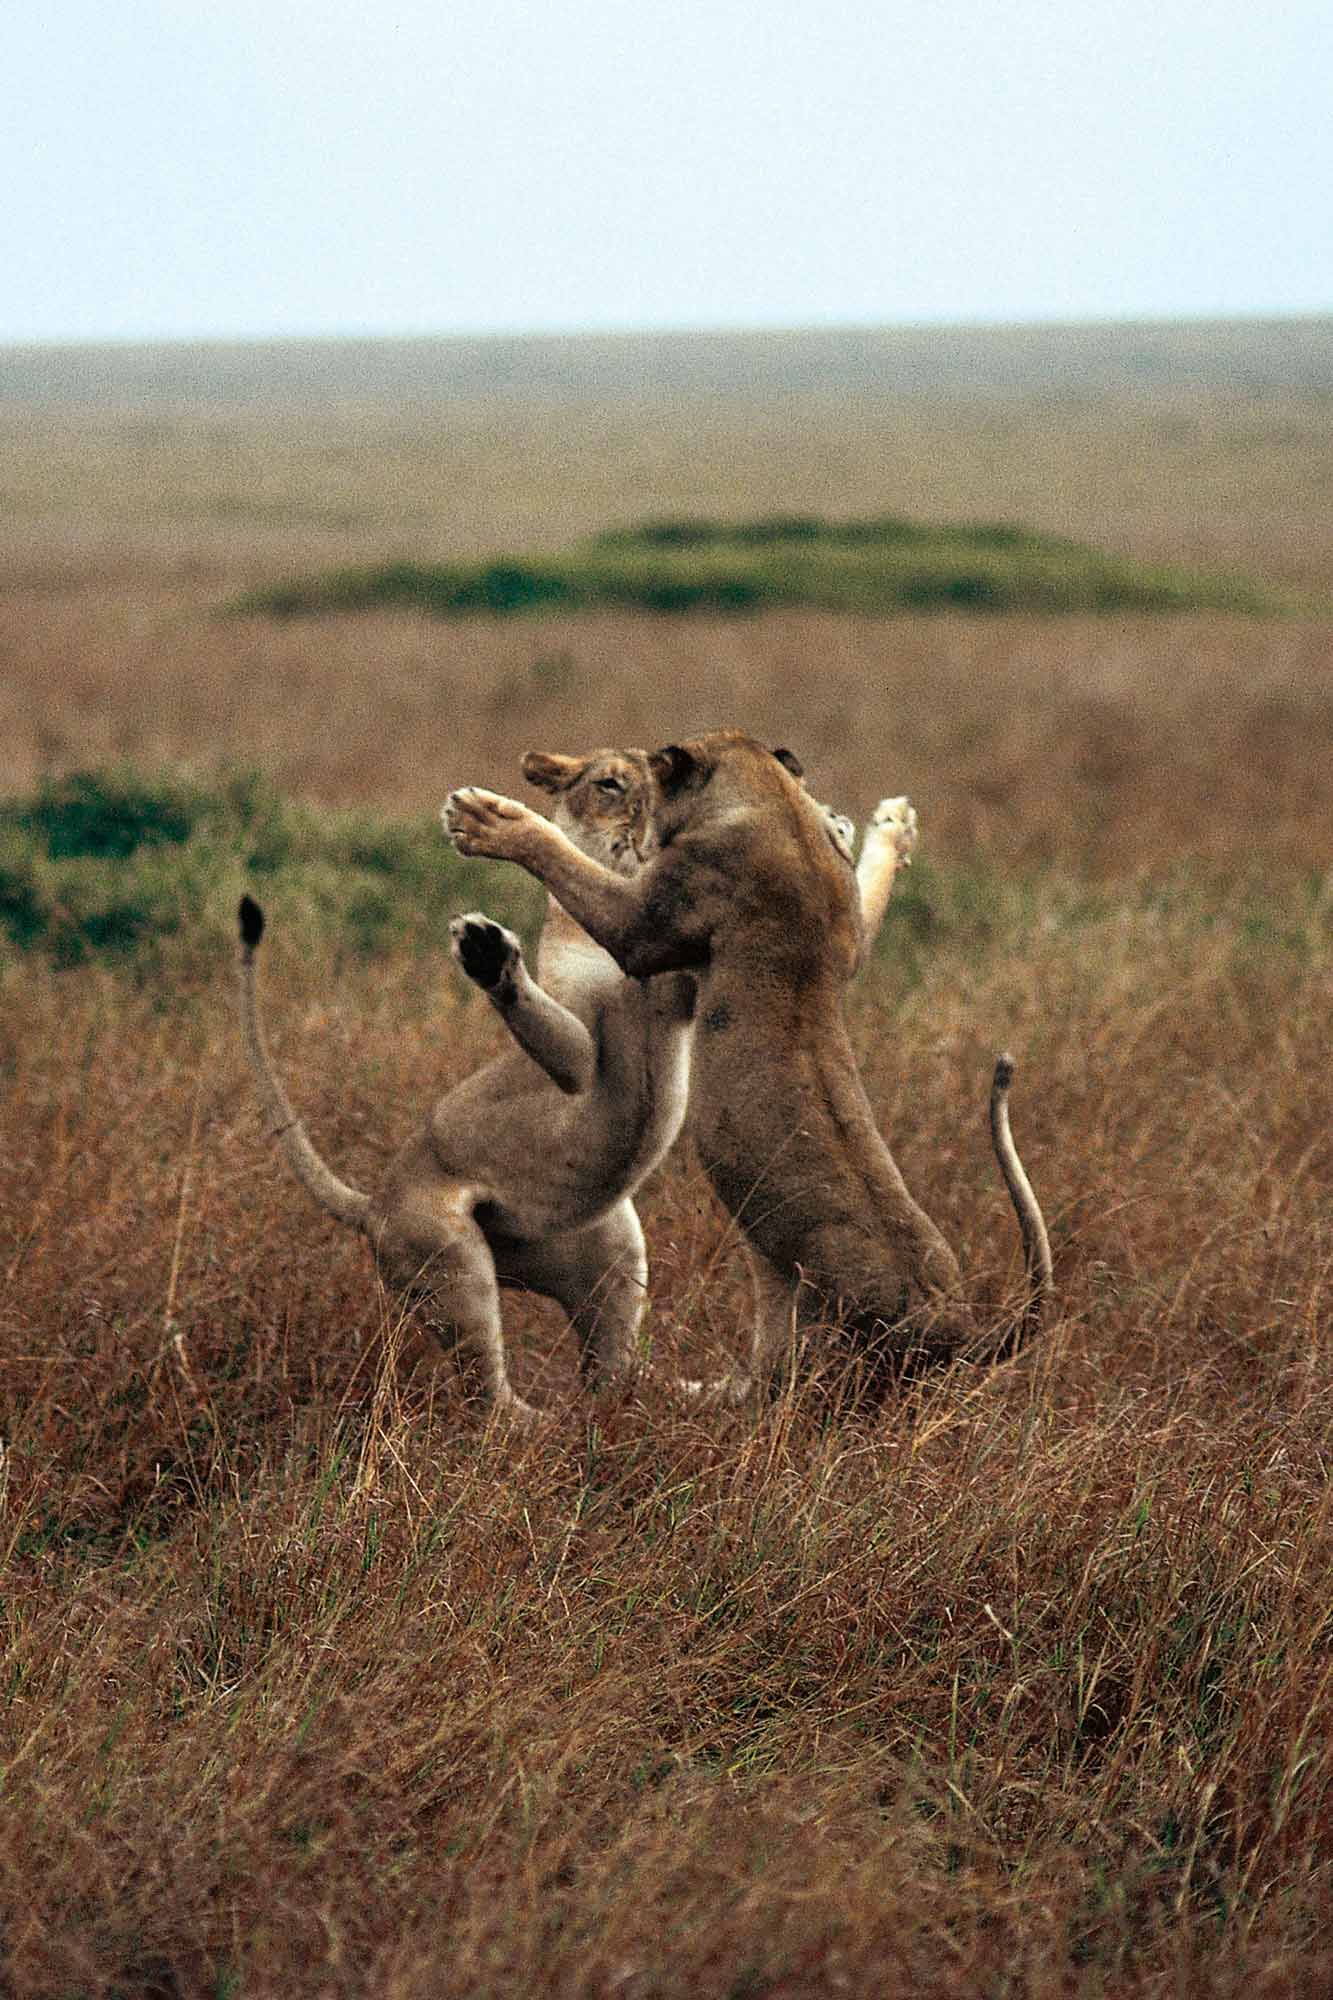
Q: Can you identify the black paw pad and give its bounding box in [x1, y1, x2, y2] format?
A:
[456, 919, 513, 989]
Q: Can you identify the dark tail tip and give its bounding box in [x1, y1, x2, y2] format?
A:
[238, 894, 265, 949]
[992, 1051, 1015, 1093]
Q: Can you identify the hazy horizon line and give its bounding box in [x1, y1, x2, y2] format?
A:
[4, 303, 1331, 357]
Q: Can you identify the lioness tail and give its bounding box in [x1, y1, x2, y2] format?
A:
[988, 1053, 1053, 1354]
[236, 896, 371, 1231]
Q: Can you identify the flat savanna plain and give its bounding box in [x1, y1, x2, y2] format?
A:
[1, 321, 1331, 1996]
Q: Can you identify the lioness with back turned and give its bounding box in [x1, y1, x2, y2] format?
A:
[445, 729, 1052, 1400]
[238, 749, 695, 1422]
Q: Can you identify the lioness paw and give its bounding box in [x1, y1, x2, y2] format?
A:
[442, 787, 532, 858]
[495, 1388, 546, 1429]
[867, 795, 919, 864]
[451, 912, 521, 992]
[675, 1371, 755, 1408]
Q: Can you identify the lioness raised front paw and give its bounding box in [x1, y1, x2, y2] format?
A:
[450, 912, 521, 992]
[441, 788, 532, 859]
[866, 795, 919, 864]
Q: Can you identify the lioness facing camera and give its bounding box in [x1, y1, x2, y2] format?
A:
[445, 729, 1051, 1400]
[238, 749, 695, 1423]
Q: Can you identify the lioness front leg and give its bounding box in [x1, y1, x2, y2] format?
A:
[856, 796, 918, 939]
[450, 911, 596, 1095]
[444, 789, 698, 978]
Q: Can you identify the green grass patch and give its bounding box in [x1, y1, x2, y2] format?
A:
[229, 512, 1319, 621]
[0, 766, 543, 973]
[868, 853, 1331, 1003]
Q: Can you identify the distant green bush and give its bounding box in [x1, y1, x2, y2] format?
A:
[593, 514, 1077, 554]
[13, 766, 206, 859]
[229, 511, 1317, 622]
[0, 767, 542, 973]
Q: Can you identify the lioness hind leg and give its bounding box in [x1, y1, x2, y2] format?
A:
[504, 1203, 649, 1393]
[677, 1248, 799, 1408]
[856, 796, 918, 939]
[374, 1192, 540, 1424]
[450, 910, 596, 1096]
[742, 1245, 803, 1397]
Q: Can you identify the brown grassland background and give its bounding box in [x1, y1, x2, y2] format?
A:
[1, 320, 1331, 1996]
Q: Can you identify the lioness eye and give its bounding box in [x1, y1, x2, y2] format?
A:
[595, 776, 625, 794]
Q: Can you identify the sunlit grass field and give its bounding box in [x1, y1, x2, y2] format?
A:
[0, 319, 1330, 1997]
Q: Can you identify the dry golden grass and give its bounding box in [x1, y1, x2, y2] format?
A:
[3, 874, 1330, 1997]
[1, 324, 1331, 1995]
[2, 596, 1329, 880]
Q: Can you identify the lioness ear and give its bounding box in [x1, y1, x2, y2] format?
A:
[521, 750, 582, 792]
[772, 746, 804, 780]
[648, 743, 701, 794]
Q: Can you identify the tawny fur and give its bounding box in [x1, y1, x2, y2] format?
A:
[238, 750, 695, 1423]
[445, 731, 1052, 1402]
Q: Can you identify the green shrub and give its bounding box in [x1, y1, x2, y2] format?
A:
[0, 767, 542, 974]
[229, 511, 1317, 622]
[14, 768, 207, 859]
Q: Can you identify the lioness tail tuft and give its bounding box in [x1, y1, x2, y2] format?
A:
[238, 895, 265, 950]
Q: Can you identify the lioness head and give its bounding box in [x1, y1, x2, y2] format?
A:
[641, 728, 864, 963]
[646, 729, 856, 866]
[521, 747, 655, 876]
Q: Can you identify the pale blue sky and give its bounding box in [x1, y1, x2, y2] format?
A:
[4, 0, 1330, 343]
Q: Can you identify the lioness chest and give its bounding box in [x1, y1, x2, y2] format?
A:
[469, 980, 692, 1240]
